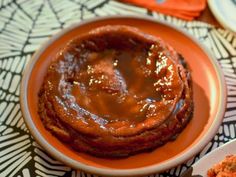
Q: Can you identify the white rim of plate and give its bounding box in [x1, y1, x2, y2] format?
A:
[208, 0, 236, 33]
[20, 15, 227, 177]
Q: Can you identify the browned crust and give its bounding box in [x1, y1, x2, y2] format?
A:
[38, 25, 193, 157]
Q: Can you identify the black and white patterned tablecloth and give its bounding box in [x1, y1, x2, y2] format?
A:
[0, 0, 236, 177]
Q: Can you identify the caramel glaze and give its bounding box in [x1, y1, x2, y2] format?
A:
[38, 25, 193, 157]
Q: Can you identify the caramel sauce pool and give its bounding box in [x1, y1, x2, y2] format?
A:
[70, 49, 161, 123]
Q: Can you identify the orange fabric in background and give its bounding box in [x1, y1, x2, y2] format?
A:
[120, 0, 206, 20]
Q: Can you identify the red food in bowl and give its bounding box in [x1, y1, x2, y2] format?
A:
[207, 155, 236, 177]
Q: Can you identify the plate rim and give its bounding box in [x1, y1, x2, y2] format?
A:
[208, 0, 236, 33]
[20, 15, 227, 176]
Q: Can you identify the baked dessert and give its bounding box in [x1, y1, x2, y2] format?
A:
[38, 25, 193, 157]
[207, 155, 236, 177]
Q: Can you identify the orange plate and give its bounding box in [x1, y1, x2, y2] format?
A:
[20, 16, 227, 176]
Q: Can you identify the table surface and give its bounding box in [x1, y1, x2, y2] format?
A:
[197, 3, 221, 28]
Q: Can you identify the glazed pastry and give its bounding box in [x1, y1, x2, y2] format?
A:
[38, 25, 193, 157]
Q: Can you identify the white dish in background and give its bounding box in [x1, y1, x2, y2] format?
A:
[208, 0, 236, 33]
[181, 139, 236, 177]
